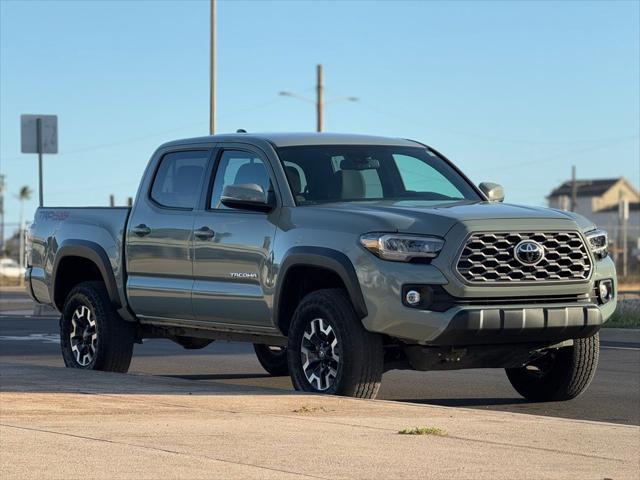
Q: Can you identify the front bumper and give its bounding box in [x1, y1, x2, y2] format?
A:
[364, 301, 608, 346]
[358, 254, 617, 345]
[427, 304, 602, 345]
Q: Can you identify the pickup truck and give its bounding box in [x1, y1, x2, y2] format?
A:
[26, 132, 616, 400]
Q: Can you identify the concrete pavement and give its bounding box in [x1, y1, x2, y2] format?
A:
[1, 362, 639, 480]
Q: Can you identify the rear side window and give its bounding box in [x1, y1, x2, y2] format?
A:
[151, 150, 209, 209]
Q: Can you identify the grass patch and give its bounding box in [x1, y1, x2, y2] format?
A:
[604, 311, 640, 329]
[292, 405, 332, 414]
[618, 274, 640, 285]
[603, 300, 640, 329]
[398, 426, 446, 436]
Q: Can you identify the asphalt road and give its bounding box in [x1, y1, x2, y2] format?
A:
[1, 304, 638, 426]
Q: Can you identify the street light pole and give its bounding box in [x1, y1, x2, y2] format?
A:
[316, 64, 324, 133]
[209, 0, 216, 135]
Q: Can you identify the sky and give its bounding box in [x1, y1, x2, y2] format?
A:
[1, 0, 639, 235]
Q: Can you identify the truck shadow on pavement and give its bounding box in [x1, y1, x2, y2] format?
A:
[0, 362, 291, 397]
[162, 373, 274, 381]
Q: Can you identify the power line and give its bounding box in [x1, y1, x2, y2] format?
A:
[355, 101, 640, 146]
[0, 98, 287, 164]
[0, 122, 205, 163]
[472, 137, 638, 173]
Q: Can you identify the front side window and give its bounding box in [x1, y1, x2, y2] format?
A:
[150, 150, 209, 209]
[277, 145, 479, 205]
[210, 150, 273, 209]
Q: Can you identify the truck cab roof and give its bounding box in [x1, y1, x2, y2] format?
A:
[159, 132, 423, 149]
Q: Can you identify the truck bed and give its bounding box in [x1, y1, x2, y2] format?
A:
[28, 207, 131, 309]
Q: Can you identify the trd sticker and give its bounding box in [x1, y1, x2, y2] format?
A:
[38, 210, 69, 221]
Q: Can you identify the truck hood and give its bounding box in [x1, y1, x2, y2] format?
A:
[308, 200, 595, 237]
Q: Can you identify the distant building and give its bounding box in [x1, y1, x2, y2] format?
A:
[547, 177, 639, 275]
[547, 177, 639, 217]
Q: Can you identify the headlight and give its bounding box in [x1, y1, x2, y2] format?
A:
[360, 233, 444, 262]
[586, 229, 608, 260]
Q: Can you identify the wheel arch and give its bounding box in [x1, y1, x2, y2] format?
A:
[52, 240, 121, 311]
[273, 246, 367, 335]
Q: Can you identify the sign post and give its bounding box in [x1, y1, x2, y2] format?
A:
[21, 114, 58, 207]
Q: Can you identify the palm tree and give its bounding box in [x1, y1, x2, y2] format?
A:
[17, 186, 32, 228]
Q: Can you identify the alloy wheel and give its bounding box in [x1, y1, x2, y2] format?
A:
[69, 305, 98, 366]
[300, 318, 340, 391]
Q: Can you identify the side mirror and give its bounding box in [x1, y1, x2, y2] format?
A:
[221, 183, 273, 212]
[479, 182, 505, 202]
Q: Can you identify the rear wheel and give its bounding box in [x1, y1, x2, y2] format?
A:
[253, 344, 289, 376]
[505, 334, 600, 402]
[287, 289, 383, 398]
[60, 281, 135, 373]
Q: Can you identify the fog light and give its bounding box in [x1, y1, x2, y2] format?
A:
[597, 279, 613, 304]
[405, 290, 421, 306]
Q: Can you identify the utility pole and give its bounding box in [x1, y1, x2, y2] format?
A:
[0, 174, 5, 252]
[109, 194, 115, 207]
[280, 64, 357, 131]
[209, 0, 216, 135]
[316, 64, 324, 132]
[37, 118, 44, 206]
[619, 195, 629, 278]
[570, 165, 577, 212]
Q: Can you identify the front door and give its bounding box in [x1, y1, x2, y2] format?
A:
[192, 148, 278, 329]
[126, 149, 211, 321]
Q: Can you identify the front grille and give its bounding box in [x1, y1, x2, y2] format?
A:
[456, 231, 592, 283]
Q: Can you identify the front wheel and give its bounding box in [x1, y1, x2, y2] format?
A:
[505, 334, 600, 402]
[287, 288, 383, 398]
[60, 281, 135, 373]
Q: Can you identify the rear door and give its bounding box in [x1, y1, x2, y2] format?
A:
[191, 146, 279, 329]
[126, 148, 212, 321]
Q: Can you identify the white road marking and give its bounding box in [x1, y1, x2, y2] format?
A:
[602, 345, 640, 351]
[0, 334, 60, 344]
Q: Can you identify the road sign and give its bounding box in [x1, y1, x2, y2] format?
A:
[21, 114, 58, 154]
[20, 114, 58, 206]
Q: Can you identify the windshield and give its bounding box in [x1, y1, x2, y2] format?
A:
[277, 145, 481, 205]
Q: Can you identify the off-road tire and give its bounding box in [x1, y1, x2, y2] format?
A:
[287, 288, 383, 398]
[60, 281, 135, 373]
[253, 344, 289, 376]
[505, 334, 600, 401]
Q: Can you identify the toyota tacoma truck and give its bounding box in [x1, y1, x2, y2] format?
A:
[26, 133, 617, 400]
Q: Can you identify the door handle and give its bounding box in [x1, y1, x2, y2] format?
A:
[194, 226, 215, 240]
[132, 224, 151, 237]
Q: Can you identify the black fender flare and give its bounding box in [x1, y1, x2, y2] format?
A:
[273, 246, 368, 329]
[51, 240, 121, 308]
